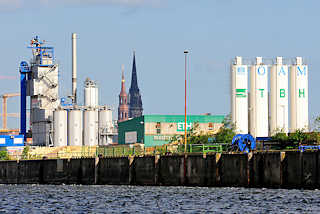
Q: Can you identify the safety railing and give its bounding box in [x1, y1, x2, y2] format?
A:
[4, 144, 231, 160]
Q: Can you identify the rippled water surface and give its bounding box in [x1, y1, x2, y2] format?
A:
[0, 185, 320, 213]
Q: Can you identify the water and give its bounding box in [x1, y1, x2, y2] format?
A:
[0, 185, 319, 213]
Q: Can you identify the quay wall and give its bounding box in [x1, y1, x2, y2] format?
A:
[0, 151, 320, 189]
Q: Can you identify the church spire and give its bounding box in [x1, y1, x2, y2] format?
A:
[118, 64, 129, 122]
[129, 51, 143, 118]
[120, 64, 126, 94]
[130, 50, 139, 91]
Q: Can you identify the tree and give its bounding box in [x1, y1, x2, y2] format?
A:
[21, 146, 30, 160]
[0, 150, 9, 160]
[271, 128, 289, 142]
[288, 129, 308, 144]
[214, 114, 236, 144]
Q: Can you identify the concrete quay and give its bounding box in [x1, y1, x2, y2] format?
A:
[0, 151, 319, 189]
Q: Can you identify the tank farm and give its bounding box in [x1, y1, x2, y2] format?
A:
[0, 35, 318, 189]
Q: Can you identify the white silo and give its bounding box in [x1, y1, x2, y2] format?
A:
[270, 57, 289, 135]
[84, 78, 99, 107]
[249, 57, 268, 137]
[290, 57, 308, 132]
[53, 109, 68, 147]
[98, 107, 113, 145]
[83, 109, 98, 146]
[68, 109, 83, 146]
[231, 56, 248, 134]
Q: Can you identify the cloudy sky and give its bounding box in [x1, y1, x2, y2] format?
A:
[0, 0, 320, 128]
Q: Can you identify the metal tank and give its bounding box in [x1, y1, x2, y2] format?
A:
[68, 109, 83, 146]
[84, 78, 99, 107]
[270, 57, 289, 135]
[53, 109, 68, 147]
[231, 56, 248, 134]
[290, 57, 308, 132]
[83, 109, 98, 146]
[249, 57, 268, 137]
[98, 107, 113, 145]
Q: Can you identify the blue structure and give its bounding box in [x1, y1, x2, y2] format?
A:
[28, 36, 55, 65]
[19, 61, 30, 138]
[299, 145, 320, 152]
[232, 134, 256, 153]
[60, 98, 73, 107]
[19, 36, 56, 141]
[0, 135, 24, 147]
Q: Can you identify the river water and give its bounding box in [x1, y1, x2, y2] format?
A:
[0, 185, 319, 213]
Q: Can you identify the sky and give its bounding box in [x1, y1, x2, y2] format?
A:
[0, 0, 320, 128]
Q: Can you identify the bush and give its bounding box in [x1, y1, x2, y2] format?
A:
[214, 114, 236, 144]
[0, 150, 9, 160]
[21, 146, 30, 160]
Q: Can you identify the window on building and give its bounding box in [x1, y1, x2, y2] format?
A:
[156, 122, 161, 134]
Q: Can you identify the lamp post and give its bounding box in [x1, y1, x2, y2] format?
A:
[184, 50, 189, 153]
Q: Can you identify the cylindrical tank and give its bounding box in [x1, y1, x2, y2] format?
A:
[53, 109, 68, 147]
[249, 57, 268, 137]
[270, 57, 289, 135]
[231, 56, 248, 134]
[98, 108, 113, 145]
[83, 109, 98, 146]
[290, 57, 308, 132]
[68, 109, 83, 146]
[84, 78, 99, 107]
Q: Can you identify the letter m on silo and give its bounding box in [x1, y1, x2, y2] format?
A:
[297, 66, 306, 76]
[236, 89, 247, 98]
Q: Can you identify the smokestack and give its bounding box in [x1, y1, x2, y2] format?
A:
[72, 33, 77, 105]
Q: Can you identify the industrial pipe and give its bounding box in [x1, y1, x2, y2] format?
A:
[72, 33, 77, 105]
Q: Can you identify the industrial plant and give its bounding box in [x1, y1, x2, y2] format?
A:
[14, 34, 116, 147]
[231, 56, 309, 137]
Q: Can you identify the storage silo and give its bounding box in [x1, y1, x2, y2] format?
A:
[231, 56, 248, 134]
[290, 57, 308, 132]
[83, 109, 98, 146]
[270, 57, 289, 135]
[53, 109, 68, 147]
[249, 57, 268, 137]
[68, 109, 83, 146]
[84, 78, 99, 107]
[98, 107, 113, 145]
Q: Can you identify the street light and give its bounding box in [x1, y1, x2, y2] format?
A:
[184, 50, 189, 153]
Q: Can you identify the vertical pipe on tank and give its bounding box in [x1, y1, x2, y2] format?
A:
[270, 57, 288, 135]
[68, 109, 83, 146]
[83, 109, 98, 146]
[231, 56, 248, 134]
[72, 33, 77, 105]
[53, 109, 68, 147]
[231, 59, 236, 130]
[290, 57, 308, 132]
[249, 57, 268, 137]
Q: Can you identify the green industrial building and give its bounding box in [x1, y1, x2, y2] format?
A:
[118, 115, 225, 147]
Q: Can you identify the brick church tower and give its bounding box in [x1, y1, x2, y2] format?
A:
[118, 65, 129, 122]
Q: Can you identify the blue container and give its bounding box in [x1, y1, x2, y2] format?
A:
[0, 135, 25, 147]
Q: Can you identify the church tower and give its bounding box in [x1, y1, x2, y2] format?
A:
[129, 51, 143, 118]
[118, 65, 129, 122]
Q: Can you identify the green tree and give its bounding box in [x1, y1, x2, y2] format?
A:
[271, 129, 289, 142]
[21, 146, 30, 160]
[0, 150, 9, 160]
[288, 129, 308, 144]
[214, 114, 236, 144]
